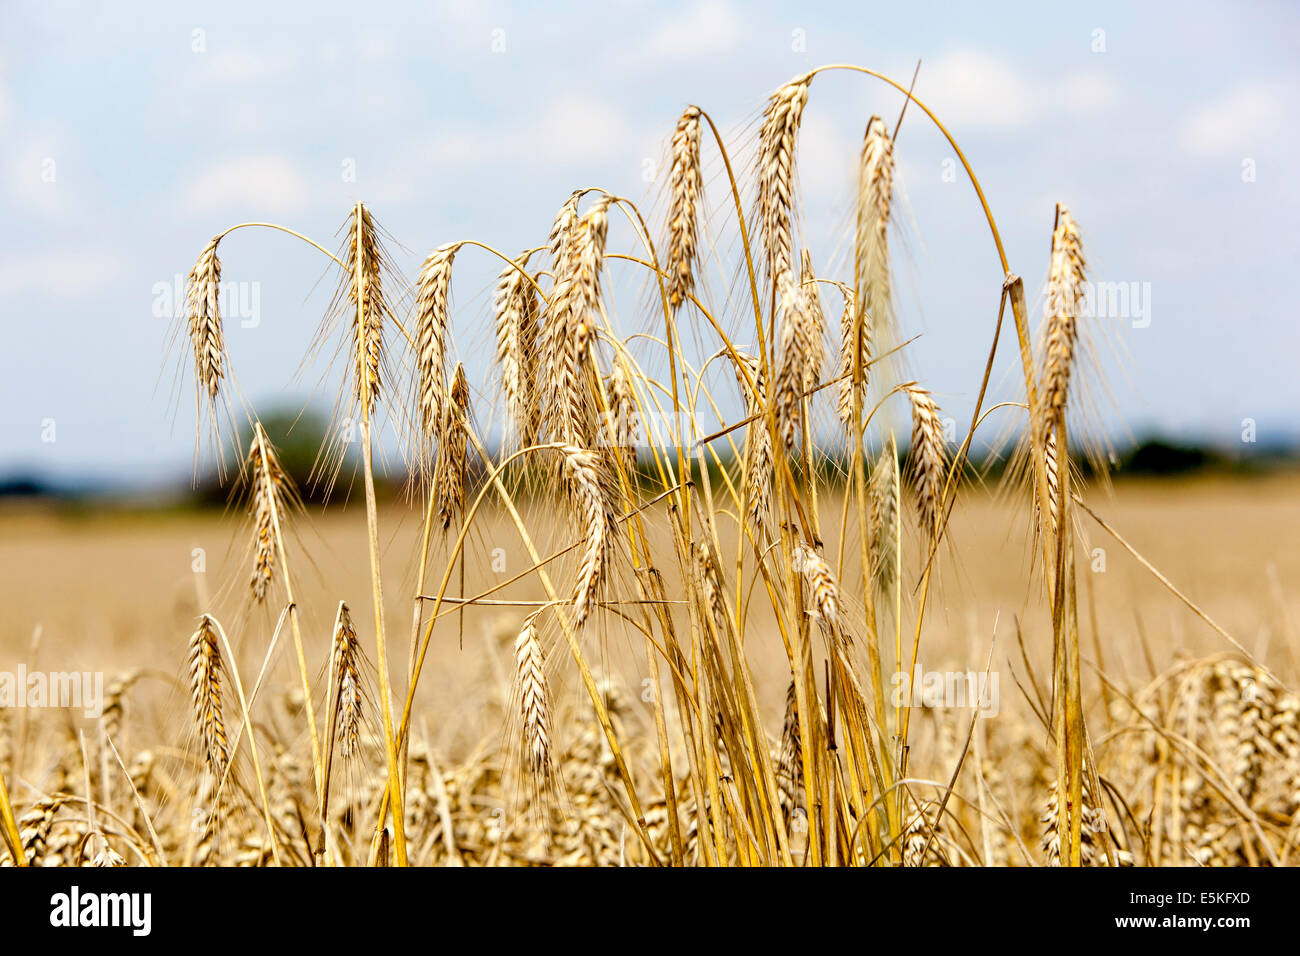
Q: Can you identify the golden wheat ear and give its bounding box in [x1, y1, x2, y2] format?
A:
[328, 602, 363, 762]
[544, 195, 613, 449]
[514, 612, 554, 784]
[756, 73, 812, 286]
[730, 351, 774, 534]
[188, 614, 229, 779]
[434, 362, 471, 531]
[665, 105, 704, 313]
[493, 249, 541, 447]
[557, 443, 615, 630]
[242, 421, 298, 604]
[901, 382, 949, 544]
[414, 242, 458, 470]
[840, 115, 895, 427]
[869, 433, 900, 592]
[178, 234, 232, 472]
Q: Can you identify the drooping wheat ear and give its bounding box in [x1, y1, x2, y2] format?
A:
[603, 360, 639, 479]
[869, 434, 900, 591]
[774, 270, 818, 452]
[493, 249, 541, 446]
[841, 115, 894, 425]
[545, 196, 612, 448]
[245, 422, 293, 603]
[835, 288, 864, 424]
[344, 204, 390, 416]
[329, 602, 362, 761]
[548, 189, 583, 268]
[16, 797, 62, 866]
[1041, 427, 1060, 537]
[666, 105, 703, 312]
[732, 351, 773, 533]
[514, 612, 553, 782]
[756, 73, 812, 285]
[101, 669, 140, 746]
[691, 542, 728, 635]
[435, 362, 470, 531]
[776, 680, 803, 822]
[415, 242, 459, 448]
[793, 544, 841, 631]
[558, 444, 614, 629]
[902, 383, 949, 542]
[1040, 204, 1087, 435]
[184, 236, 226, 412]
[798, 250, 826, 386]
[188, 614, 229, 777]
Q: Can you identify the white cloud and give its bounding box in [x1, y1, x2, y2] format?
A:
[530, 95, 632, 165]
[178, 155, 311, 217]
[0, 251, 121, 299]
[798, 112, 856, 201]
[650, 0, 741, 57]
[1057, 72, 1117, 114]
[1182, 85, 1286, 156]
[921, 50, 1039, 130]
[920, 52, 1118, 131]
[201, 48, 299, 85]
[8, 133, 74, 218]
[423, 93, 634, 170]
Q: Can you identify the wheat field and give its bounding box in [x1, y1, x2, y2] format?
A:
[2, 65, 1297, 868]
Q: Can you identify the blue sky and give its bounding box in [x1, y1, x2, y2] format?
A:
[2, 0, 1297, 485]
